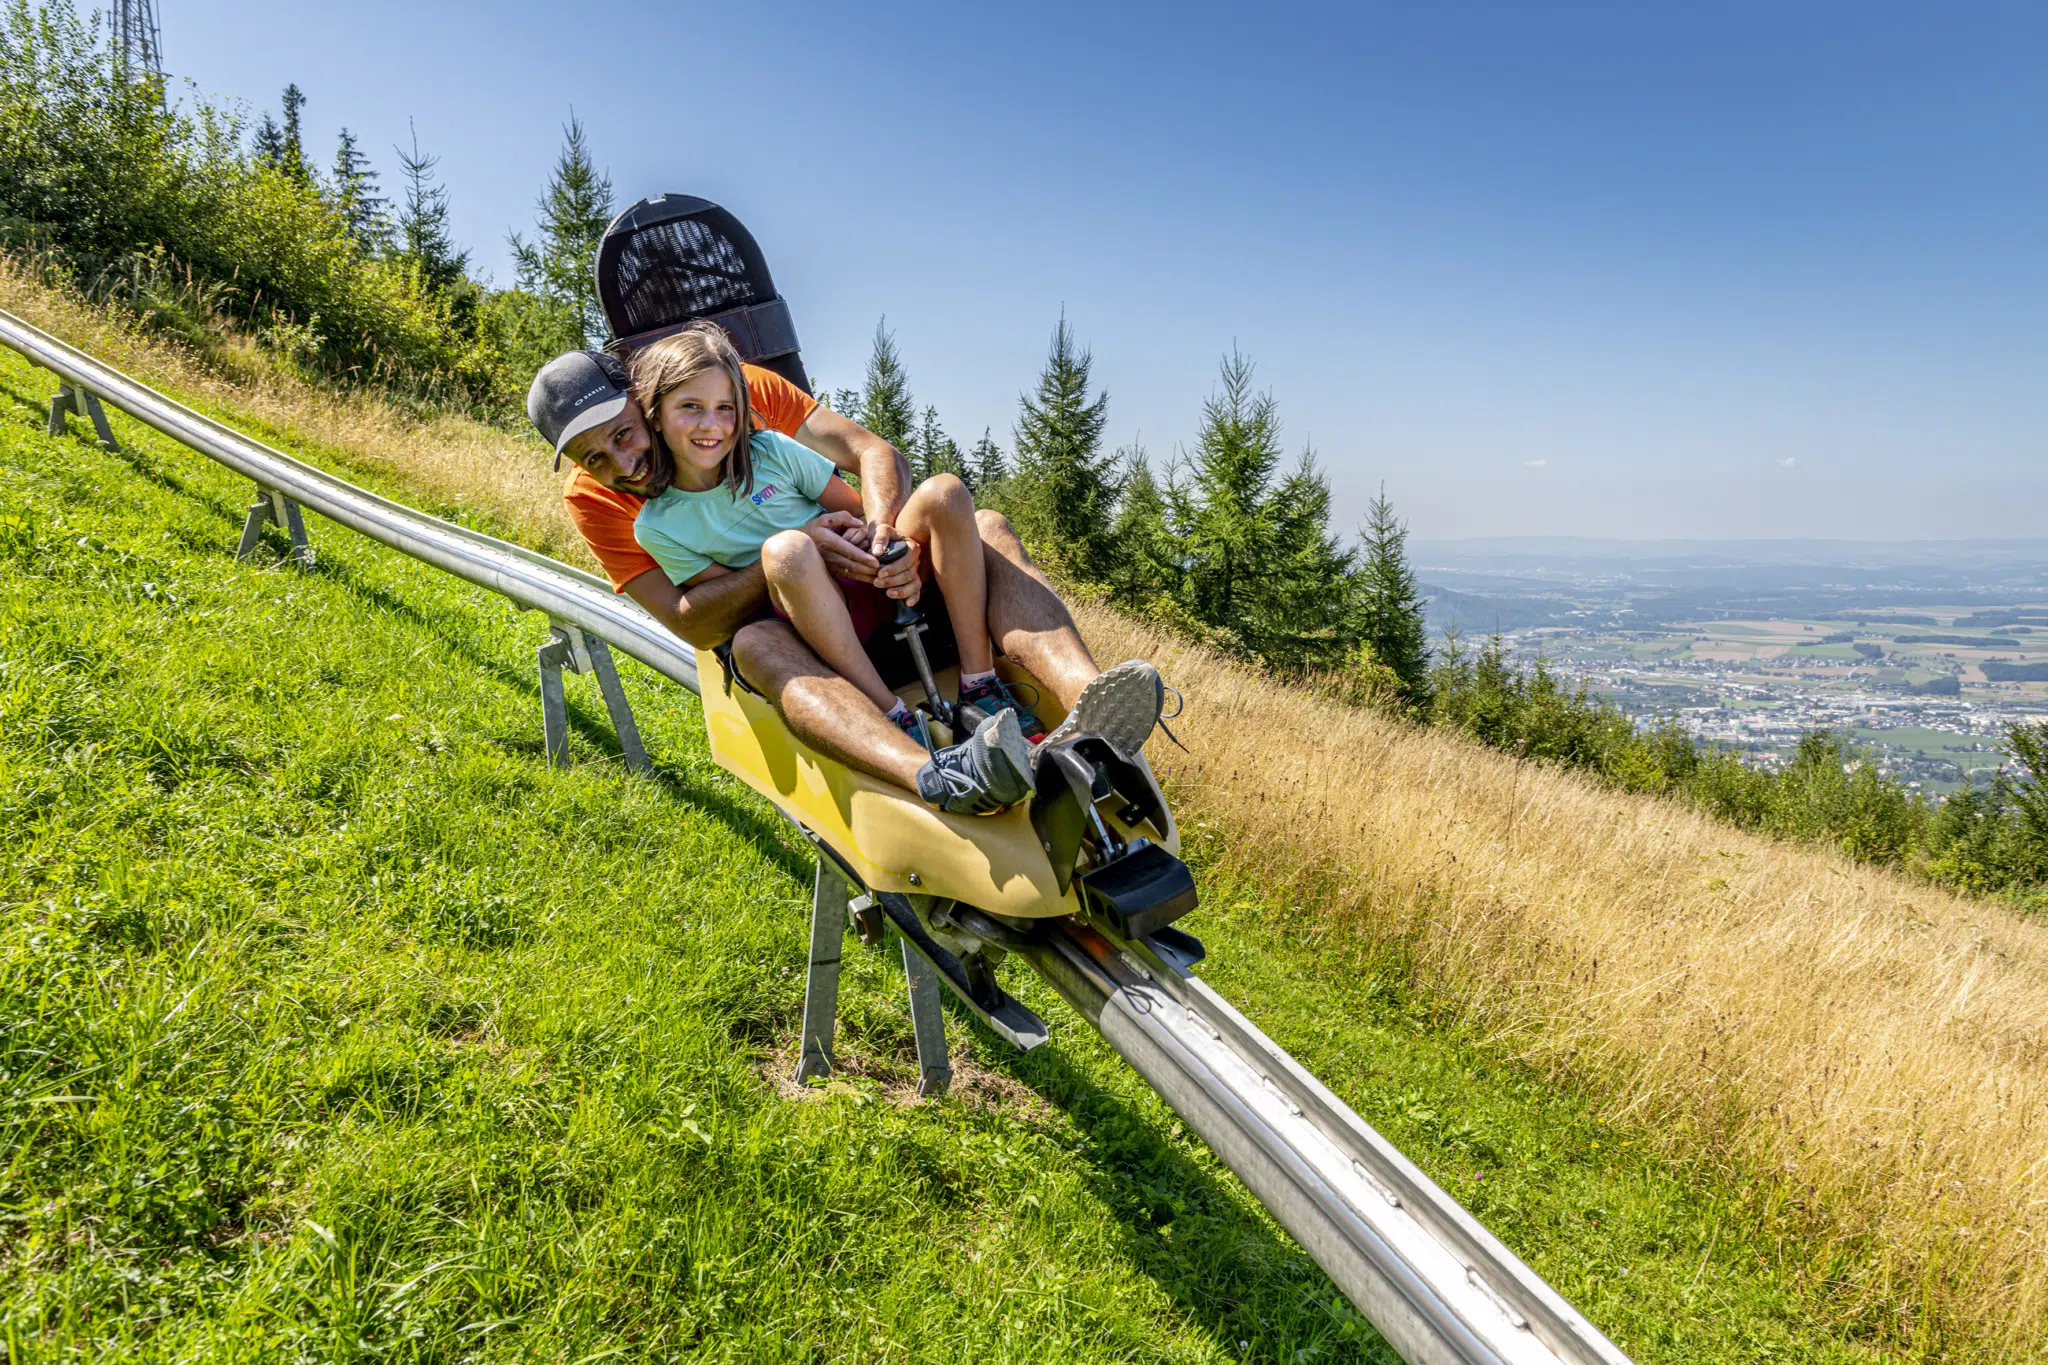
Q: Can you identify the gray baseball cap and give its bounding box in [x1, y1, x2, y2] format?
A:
[527, 350, 632, 470]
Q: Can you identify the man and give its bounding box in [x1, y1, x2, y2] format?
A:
[526, 348, 1162, 808]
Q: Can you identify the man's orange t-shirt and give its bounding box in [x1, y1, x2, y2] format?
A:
[565, 363, 819, 591]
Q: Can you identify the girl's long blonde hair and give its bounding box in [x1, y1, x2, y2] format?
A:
[628, 322, 756, 499]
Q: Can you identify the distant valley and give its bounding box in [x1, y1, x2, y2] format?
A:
[1414, 538, 2048, 795]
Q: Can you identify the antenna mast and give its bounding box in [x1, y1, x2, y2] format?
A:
[110, 0, 164, 82]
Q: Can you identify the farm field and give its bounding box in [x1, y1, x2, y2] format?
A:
[1461, 601, 2048, 794]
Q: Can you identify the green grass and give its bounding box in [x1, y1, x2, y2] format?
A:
[0, 349, 1913, 1361]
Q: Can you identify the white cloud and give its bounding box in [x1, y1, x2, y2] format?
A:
[1523, 459, 1547, 469]
[1777, 456, 1796, 468]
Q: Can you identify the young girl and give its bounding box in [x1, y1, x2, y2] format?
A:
[627, 322, 1037, 815]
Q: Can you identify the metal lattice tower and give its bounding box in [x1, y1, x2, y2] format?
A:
[110, 0, 163, 82]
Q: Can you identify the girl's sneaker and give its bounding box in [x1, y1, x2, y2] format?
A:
[1041, 660, 1165, 761]
[890, 704, 933, 751]
[955, 674, 1046, 742]
[915, 709, 1036, 815]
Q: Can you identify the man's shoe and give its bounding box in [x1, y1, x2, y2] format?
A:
[915, 709, 1036, 815]
[956, 674, 1047, 742]
[1041, 660, 1165, 761]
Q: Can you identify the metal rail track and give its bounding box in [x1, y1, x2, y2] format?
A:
[0, 307, 1633, 1365]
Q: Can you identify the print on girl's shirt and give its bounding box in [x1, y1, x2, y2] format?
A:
[749, 483, 782, 508]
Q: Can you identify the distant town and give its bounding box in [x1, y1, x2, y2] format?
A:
[1416, 538, 2048, 797]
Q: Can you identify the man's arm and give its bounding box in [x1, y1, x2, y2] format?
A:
[621, 562, 768, 649]
[793, 405, 917, 593]
[619, 507, 874, 646]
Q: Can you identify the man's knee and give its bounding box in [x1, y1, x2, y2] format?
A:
[760, 528, 817, 581]
[976, 507, 1020, 545]
[731, 618, 788, 672]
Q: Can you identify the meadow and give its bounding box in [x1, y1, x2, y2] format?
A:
[3, 273, 2042, 1360]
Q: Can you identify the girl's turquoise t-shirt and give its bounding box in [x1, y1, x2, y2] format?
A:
[633, 431, 836, 585]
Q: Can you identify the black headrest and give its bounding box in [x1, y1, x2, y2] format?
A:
[595, 194, 811, 394]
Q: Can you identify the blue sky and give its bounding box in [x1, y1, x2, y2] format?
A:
[153, 1, 2045, 541]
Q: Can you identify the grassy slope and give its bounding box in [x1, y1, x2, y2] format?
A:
[0, 338, 1904, 1360]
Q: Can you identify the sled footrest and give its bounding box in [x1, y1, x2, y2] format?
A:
[1078, 842, 1199, 942]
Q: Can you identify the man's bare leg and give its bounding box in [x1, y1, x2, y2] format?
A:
[731, 620, 927, 789]
[975, 509, 1099, 711]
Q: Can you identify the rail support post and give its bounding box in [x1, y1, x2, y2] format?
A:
[49, 384, 118, 451]
[793, 861, 850, 1084]
[901, 939, 954, 1096]
[236, 483, 314, 569]
[537, 619, 651, 773]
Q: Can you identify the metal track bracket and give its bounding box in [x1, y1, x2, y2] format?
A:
[794, 860, 848, 1083]
[537, 618, 651, 773]
[792, 858, 953, 1095]
[901, 937, 954, 1096]
[236, 482, 314, 568]
[48, 384, 118, 451]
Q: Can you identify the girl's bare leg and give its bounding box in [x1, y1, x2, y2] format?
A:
[894, 474, 994, 675]
[760, 530, 899, 712]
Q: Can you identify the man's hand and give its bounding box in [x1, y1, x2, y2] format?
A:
[801, 511, 880, 580]
[869, 524, 923, 604]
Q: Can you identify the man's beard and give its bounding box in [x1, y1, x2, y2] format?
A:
[620, 428, 676, 498]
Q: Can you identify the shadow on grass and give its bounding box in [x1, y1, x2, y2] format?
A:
[238, 529, 815, 886]
[858, 940, 1396, 1363]
[1, 373, 254, 527]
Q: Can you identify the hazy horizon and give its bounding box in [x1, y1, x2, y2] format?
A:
[1415, 535, 2048, 550]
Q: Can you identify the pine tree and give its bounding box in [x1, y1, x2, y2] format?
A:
[1355, 485, 1432, 702]
[330, 128, 390, 251]
[1010, 313, 1117, 577]
[859, 319, 917, 453]
[1257, 451, 1358, 672]
[910, 405, 964, 485]
[969, 428, 1007, 490]
[2006, 721, 2048, 881]
[1180, 349, 1282, 647]
[508, 112, 614, 347]
[394, 121, 467, 294]
[252, 114, 285, 170]
[278, 83, 309, 184]
[1105, 446, 1179, 609]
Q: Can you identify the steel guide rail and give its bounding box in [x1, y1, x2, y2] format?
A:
[0, 310, 697, 697]
[0, 307, 1633, 1365]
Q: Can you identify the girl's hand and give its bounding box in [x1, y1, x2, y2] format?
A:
[871, 529, 922, 602]
[800, 511, 880, 579]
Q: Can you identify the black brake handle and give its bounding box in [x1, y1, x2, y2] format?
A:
[876, 540, 920, 626]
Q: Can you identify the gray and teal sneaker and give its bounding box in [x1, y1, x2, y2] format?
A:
[956, 674, 1046, 742]
[915, 708, 1037, 815]
[1041, 660, 1166, 761]
[890, 704, 934, 751]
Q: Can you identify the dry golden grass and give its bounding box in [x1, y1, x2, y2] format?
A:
[10, 265, 2048, 1354]
[1077, 606, 2048, 1356]
[0, 264, 592, 567]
